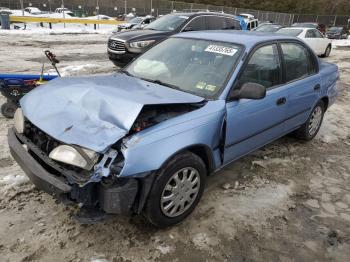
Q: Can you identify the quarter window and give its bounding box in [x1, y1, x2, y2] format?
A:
[281, 43, 315, 82]
[238, 44, 281, 89]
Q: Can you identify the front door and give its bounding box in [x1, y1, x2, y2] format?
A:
[224, 44, 288, 164]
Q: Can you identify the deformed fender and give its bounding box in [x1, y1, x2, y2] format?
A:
[118, 100, 226, 177]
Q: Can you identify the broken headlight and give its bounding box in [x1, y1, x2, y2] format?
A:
[14, 108, 25, 134]
[49, 145, 99, 170]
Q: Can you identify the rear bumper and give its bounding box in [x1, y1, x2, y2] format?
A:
[8, 128, 140, 214]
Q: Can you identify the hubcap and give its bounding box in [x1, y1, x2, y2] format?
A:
[308, 106, 322, 136]
[160, 167, 200, 217]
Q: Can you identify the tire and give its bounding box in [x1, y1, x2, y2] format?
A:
[323, 45, 331, 57]
[294, 101, 325, 141]
[144, 151, 207, 228]
[1, 102, 18, 119]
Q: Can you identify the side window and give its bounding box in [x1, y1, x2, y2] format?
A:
[314, 30, 324, 38]
[207, 16, 226, 30]
[281, 43, 315, 82]
[238, 44, 281, 89]
[247, 22, 251, 31]
[225, 18, 237, 29]
[185, 16, 206, 31]
[305, 30, 314, 38]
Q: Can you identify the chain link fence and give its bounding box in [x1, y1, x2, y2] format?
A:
[1, 0, 349, 27]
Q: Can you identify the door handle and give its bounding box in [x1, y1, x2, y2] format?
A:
[276, 97, 286, 106]
[314, 84, 321, 91]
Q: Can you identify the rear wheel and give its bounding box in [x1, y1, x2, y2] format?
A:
[294, 101, 325, 141]
[144, 151, 206, 228]
[323, 45, 331, 57]
[1, 102, 18, 119]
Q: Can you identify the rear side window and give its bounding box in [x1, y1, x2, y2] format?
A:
[207, 16, 227, 30]
[186, 16, 206, 31]
[281, 43, 316, 82]
[238, 44, 281, 89]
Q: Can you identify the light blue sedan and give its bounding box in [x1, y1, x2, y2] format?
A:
[9, 31, 339, 227]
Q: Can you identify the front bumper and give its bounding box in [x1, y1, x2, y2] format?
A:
[107, 50, 139, 67]
[8, 128, 139, 214]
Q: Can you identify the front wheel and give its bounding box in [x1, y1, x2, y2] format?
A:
[144, 151, 206, 228]
[294, 101, 325, 141]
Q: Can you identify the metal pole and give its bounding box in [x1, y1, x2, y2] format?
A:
[150, 0, 152, 15]
[19, 0, 24, 16]
[124, 0, 127, 15]
[333, 15, 337, 26]
[171, 1, 174, 12]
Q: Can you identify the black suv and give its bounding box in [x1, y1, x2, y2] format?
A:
[107, 12, 241, 67]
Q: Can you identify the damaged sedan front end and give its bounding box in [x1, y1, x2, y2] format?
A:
[9, 73, 210, 216]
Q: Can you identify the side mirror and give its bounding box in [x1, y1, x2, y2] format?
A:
[230, 82, 266, 100]
[183, 26, 193, 32]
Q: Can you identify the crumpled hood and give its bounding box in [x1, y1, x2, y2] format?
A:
[20, 74, 203, 152]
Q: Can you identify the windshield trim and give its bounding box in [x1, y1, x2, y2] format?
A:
[124, 36, 245, 100]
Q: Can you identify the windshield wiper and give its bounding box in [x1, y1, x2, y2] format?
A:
[141, 78, 181, 91]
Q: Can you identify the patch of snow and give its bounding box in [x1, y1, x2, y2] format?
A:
[0, 174, 29, 189]
[317, 94, 350, 143]
[192, 233, 211, 249]
[47, 64, 104, 77]
[156, 244, 171, 255]
[332, 38, 350, 48]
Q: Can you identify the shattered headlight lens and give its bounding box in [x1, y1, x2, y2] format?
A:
[129, 40, 155, 48]
[14, 108, 25, 134]
[49, 145, 99, 170]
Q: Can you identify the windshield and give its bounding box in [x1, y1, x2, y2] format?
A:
[277, 28, 303, 36]
[144, 14, 189, 31]
[328, 27, 342, 32]
[255, 25, 282, 32]
[125, 38, 242, 99]
[129, 17, 143, 24]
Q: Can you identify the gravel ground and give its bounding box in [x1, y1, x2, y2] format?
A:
[0, 33, 349, 262]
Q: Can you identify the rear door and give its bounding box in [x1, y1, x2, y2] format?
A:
[224, 43, 288, 163]
[304, 29, 321, 54]
[279, 42, 321, 131]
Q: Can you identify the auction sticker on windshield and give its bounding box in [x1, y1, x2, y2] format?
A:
[205, 45, 238, 56]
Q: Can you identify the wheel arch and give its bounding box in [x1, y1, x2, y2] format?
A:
[160, 144, 216, 175]
[321, 96, 329, 111]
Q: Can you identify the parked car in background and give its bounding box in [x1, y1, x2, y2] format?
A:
[9, 31, 338, 227]
[254, 23, 283, 32]
[108, 12, 241, 67]
[238, 13, 258, 30]
[54, 8, 75, 17]
[326, 26, 349, 39]
[291, 22, 326, 34]
[24, 7, 42, 15]
[114, 16, 155, 32]
[277, 27, 332, 57]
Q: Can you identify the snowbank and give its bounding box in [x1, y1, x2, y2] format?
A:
[332, 37, 350, 48]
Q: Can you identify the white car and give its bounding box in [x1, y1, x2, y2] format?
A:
[277, 27, 332, 57]
[24, 7, 42, 15]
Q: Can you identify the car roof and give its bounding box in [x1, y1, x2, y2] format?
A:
[171, 12, 237, 18]
[175, 30, 299, 49]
